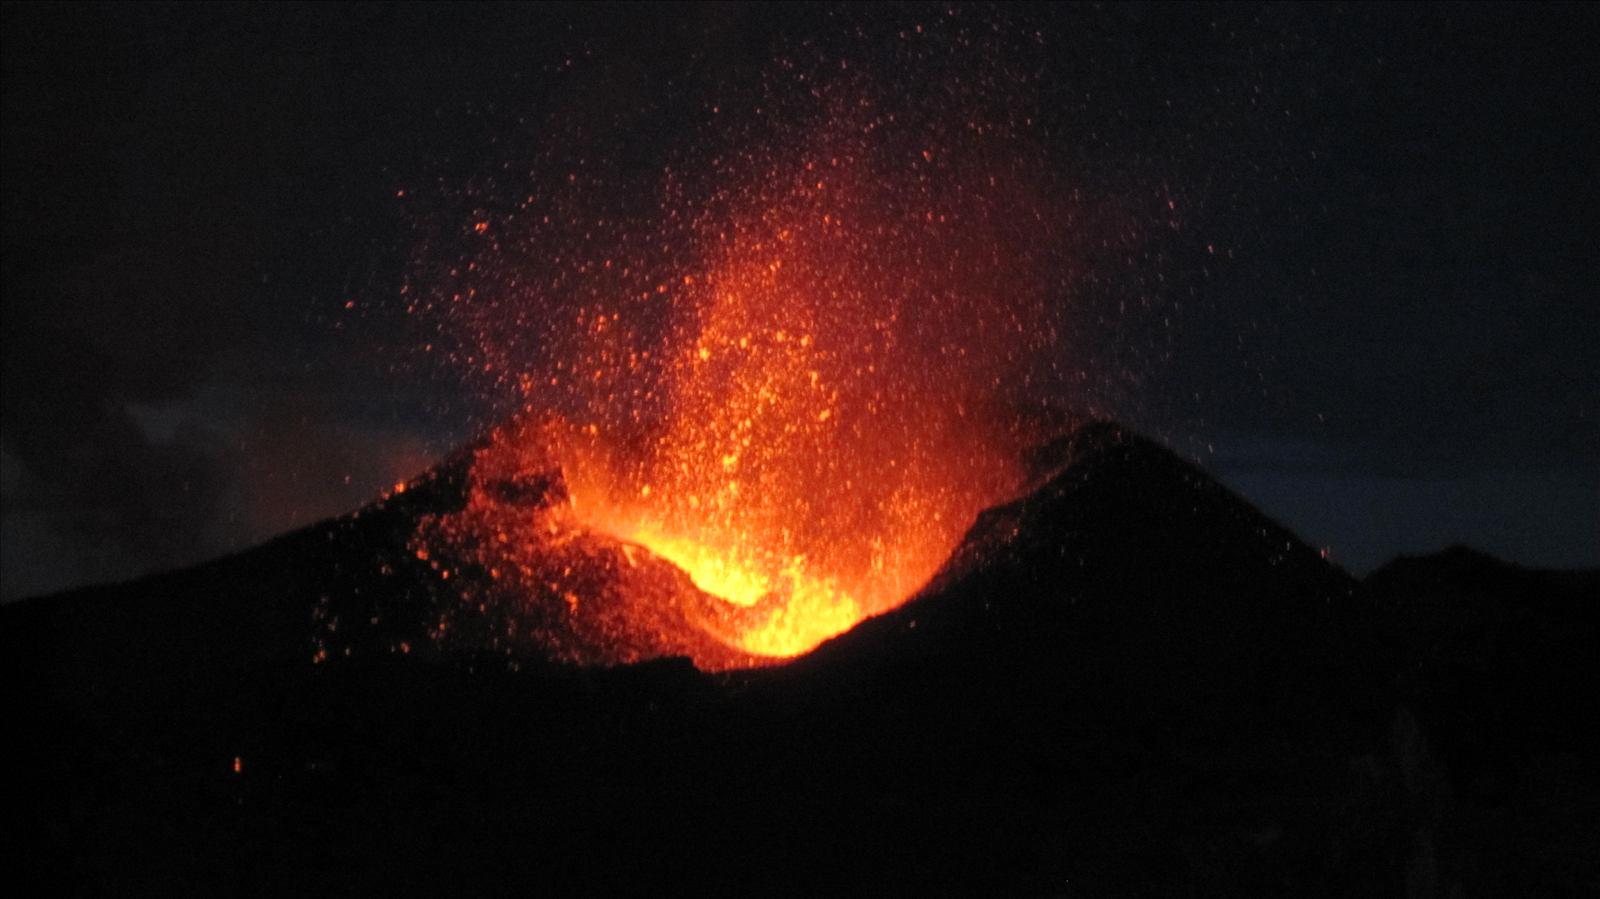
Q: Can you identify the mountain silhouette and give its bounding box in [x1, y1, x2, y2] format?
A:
[5, 420, 1594, 893]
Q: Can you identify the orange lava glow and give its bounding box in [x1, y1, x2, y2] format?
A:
[415, 58, 1075, 669]
[549, 166, 1034, 658]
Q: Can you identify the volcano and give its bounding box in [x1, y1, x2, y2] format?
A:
[6, 421, 1597, 893]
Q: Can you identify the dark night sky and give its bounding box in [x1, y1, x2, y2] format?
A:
[3, 2, 1596, 600]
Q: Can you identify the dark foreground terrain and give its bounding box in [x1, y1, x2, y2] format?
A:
[5, 422, 1597, 894]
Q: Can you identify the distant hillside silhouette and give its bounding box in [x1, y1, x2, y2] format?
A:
[5, 421, 1594, 893]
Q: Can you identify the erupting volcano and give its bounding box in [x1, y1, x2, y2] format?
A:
[11, 5, 1597, 894]
[414, 82, 1075, 668]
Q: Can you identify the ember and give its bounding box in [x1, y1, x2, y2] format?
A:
[416, 57, 1077, 669]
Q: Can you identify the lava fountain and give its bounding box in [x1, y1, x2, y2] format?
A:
[557, 159, 1040, 659]
[414, 56, 1078, 669]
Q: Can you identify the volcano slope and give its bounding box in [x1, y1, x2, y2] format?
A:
[5, 421, 1595, 893]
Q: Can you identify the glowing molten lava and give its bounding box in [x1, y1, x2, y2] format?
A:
[416, 71, 1072, 669]
[543, 145, 1044, 661]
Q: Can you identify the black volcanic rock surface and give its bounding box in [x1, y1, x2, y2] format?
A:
[5, 421, 1595, 894]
